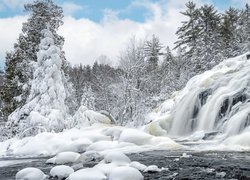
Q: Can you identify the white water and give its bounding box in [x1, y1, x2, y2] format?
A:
[148, 53, 250, 149]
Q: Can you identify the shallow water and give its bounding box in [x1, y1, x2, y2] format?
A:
[0, 150, 249, 180]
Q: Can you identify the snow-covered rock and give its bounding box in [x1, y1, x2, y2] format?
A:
[46, 152, 81, 164]
[67, 168, 107, 180]
[50, 165, 74, 179]
[104, 152, 131, 165]
[0, 125, 181, 157]
[119, 129, 152, 145]
[16, 167, 46, 180]
[71, 106, 111, 127]
[108, 166, 143, 180]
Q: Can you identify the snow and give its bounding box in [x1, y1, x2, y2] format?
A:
[16, 167, 47, 180]
[0, 125, 181, 157]
[119, 129, 152, 145]
[129, 161, 147, 171]
[46, 152, 81, 164]
[71, 106, 111, 127]
[108, 166, 143, 180]
[144, 165, 167, 172]
[181, 153, 192, 158]
[67, 168, 107, 180]
[50, 165, 74, 179]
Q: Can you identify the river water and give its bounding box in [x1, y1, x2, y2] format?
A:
[0, 149, 249, 180]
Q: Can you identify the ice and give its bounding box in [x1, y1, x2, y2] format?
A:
[216, 172, 226, 178]
[223, 131, 250, 149]
[67, 168, 107, 180]
[50, 165, 74, 179]
[129, 161, 147, 171]
[144, 165, 168, 172]
[108, 166, 143, 180]
[16, 167, 47, 180]
[46, 152, 81, 164]
[181, 153, 192, 158]
[145, 113, 171, 136]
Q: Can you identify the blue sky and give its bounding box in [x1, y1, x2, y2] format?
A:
[0, 0, 247, 22]
[0, 0, 248, 69]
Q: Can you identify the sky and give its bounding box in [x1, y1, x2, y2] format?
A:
[0, 0, 248, 69]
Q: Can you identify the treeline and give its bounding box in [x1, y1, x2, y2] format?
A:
[67, 2, 250, 125]
[0, 1, 249, 129]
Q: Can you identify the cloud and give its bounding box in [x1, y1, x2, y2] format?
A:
[61, 2, 86, 16]
[0, 0, 233, 68]
[230, 0, 249, 8]
[0, 16, 27, 65]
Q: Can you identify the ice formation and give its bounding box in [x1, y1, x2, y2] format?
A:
[147, 53, 250, 149]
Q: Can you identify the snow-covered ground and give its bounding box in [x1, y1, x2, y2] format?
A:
[0, 123, 181, 157]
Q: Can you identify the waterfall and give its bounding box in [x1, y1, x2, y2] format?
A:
[148, 53, 250, 146]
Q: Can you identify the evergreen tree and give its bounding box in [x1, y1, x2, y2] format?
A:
[193, 5, 221, 72]
[220, 7, 240, 58]
[174, 1, 200, 57]
[144, 35, 162, 70]
[0, 0, 67, 119]
[7, 29, 70, 136]
[237, 4, 250, 53]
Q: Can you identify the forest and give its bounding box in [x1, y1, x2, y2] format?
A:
[1, 1, 249, 137]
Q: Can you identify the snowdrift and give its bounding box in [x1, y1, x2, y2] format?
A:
[0, 124, 181, 157]
[146, 53, 250, 150]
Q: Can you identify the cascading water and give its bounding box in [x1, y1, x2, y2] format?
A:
[147, 53, 250, 148]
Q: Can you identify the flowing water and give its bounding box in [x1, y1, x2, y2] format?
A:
[0, 143, 250, 180]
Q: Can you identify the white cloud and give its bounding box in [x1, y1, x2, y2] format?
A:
[61, 2, 85, 16]
[230, 0, 249, 8]
[0, 0, 230, 67]
[0, 16, 27, 64]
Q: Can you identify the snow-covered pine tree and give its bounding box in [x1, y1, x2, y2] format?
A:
[7, 28, 71, 136]
[174, 1, 200, 57]
[219, 7, 240, 58]
[193, 5, 222, 73]
[0, 0, 73, 119]
[237, 3, 250, 54]
[144, 35, 162, 71]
